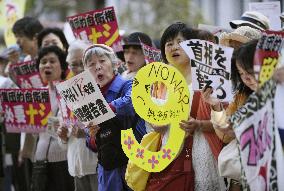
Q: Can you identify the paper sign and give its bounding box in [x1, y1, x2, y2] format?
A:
[0, 88, 52, 133]
[249, 1, 281, 30]
[254, 30, 284, 87]
[230, 79, 284, 190]
[67, 6, 123, 52]
[121, 62, 190, 172]
[180, 39, 234, 102]
[55, 70, 115, 125]
[46, 116, 59, 138]
[10, 60, 45, 88]
[141, 42, 163, 63]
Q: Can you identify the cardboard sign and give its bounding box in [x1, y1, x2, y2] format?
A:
[56, 70, 115, 125]
[181, 39, 234, 102]
[121, 62, 190, 172]
[67, 6, 123, 52]
[0, 88, 51, 133]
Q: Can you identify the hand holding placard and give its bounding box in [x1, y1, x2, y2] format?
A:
[121, 62, 190, 172]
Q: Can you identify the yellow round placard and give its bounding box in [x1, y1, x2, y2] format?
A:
[121, 62, 190, 172]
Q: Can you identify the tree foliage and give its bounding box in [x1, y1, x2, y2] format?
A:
[119, 0, 205, 38]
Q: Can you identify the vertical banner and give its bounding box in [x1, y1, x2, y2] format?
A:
[1, 0, 26, 46]
[230, 80, 284, 191]
[0, 88, 51, 133]
[254, 30, 284, 87]
[9, 60, 45, 88]
[67, 6, 122, 52]
[181, 39, 234, 102]
[55, 70, 115, 125]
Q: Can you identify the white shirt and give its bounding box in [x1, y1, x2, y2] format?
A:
[59, 135, 98, 177]
[0, 76, 17, 89]
[121, 71, 137, 80]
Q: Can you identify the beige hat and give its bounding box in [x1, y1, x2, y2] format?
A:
[230, 11, 270, 31]
[219, 26, 261, 46]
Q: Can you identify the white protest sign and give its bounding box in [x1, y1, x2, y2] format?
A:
[55, 70, 115, 125]
[230, 80, 284, 191]
[249, 1, 281, 30]
[180, 39, 234, 102]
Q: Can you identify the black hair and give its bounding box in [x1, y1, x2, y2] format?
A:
[12, 17, 43, 39]
[36, 46, 68, 80]
[122, 32, 153, 52]
[197, 30, 216, 43]
[160, 22, 199, 63]
[231, 39, 258, 96]
[37, 27, 69, 51]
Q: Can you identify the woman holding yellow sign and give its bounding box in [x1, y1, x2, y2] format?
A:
[125, 22, 225, 191]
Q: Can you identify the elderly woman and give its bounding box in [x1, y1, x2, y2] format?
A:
[83, 44, 138, 191]
[65, 40, 86, 75]
[32, 45, 74, 191]
[56, 40, 98, 191]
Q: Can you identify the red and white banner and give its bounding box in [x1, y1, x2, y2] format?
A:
[0, 88, 51, 133]
[67, 6, 123, 52]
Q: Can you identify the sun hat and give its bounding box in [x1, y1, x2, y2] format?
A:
[122, 32, 152, 49]
[219, 26, 261, 46]
[230, 11, 269, 31]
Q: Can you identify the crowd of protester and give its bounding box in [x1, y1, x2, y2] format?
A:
[0, 9, 283, 191]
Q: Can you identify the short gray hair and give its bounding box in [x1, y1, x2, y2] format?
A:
[83, 45, 117, 70]
[66, 40, 91, 62]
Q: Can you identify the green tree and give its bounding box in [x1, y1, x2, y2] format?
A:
[119, 0, 205, 39]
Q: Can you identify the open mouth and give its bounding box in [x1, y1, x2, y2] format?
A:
[45, 71, 52, 75]
[97, 74, 104, 80]
[172, 53, 180, 57]
[127, 61, 134, 65]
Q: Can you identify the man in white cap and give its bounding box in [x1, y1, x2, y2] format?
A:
[230, 11, 270, 31]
